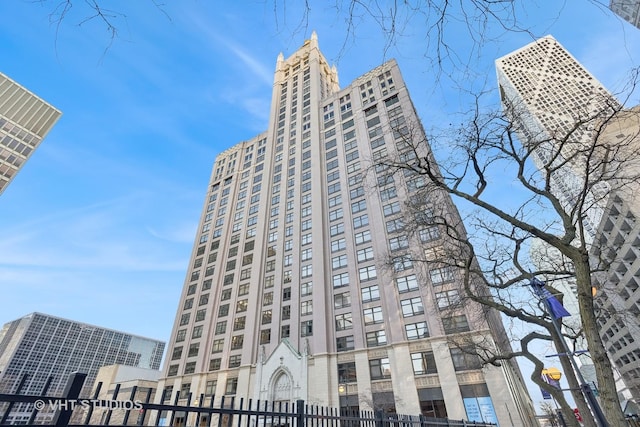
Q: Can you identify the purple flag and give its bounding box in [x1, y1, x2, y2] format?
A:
[530, 278, 571, 319]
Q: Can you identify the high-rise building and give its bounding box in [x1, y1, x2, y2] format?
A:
[610, 0, 640, 30]
[159, 33, 535, 426]
[496, 36, 640, 403]
[496, 35, 619, 241]
[0, 312, 165, 424]
[590, 105, 640, 404]
[0, 72, 61, 196]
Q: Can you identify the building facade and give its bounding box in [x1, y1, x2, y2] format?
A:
[87, 365, 162, 425]
[0, 312, 165, 424]
[497, 36, 640, 404]
[159, 33, 535, 427]
[610, 0, 640, 30]
[496, 35, 618, 241]
[590, 106, 640, 404]
[0, 72, 61, 196]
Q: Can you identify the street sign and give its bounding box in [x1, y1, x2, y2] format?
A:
[574, 408, 583, 422]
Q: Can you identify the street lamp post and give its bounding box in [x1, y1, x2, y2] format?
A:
[539, 288, 609, 427]
[542, 368, 567, 427]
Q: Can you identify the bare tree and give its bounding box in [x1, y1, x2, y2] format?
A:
[375, 89, 640, 426]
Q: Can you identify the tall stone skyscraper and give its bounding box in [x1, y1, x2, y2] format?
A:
[159, 33, 535, 426]
[0, 73, 61, 196]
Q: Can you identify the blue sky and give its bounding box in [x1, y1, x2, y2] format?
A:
[1, 0, 639, 400]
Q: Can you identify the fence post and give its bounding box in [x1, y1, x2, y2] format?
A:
[52, 372, 87, 427]
[296, 399, 305, 427]
[375, 410, 385, 427]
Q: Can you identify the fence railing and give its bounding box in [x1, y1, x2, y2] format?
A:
[0, 372, 497, 427]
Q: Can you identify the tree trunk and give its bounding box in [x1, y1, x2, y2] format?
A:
[574, 253, 626, 426]
[550, 331, 597, 427]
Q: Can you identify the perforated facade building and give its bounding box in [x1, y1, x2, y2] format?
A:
[0, 73, 61, 195]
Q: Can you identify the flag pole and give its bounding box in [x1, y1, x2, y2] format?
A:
[532, 278, 609, 427]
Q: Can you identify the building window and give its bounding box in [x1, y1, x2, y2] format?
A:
[334, 292, 351, 309]
[167, 365, 179, 377]
[411, 351, 438, 375]
[171, 346, 183, 360]
[369, 358, 391, 380]
[337, 335, 355, 352]
[436, 290, 461, 309]
[330, 208, 343, 221]
[363, 307, 383, 325]
[195, 309, 206, 322]
[386, 218, 404, 233]
[358, 265, 377, 281]
[330, 223, 345, 236]
[209, 358, 221, 371]
[301, 281, 313, 296]
[231, 335, 244, 350]
[430, 267, 454, 285]
[450, 347, 482, 371]
[405, 322, 429, 340]
[401, 297, 424, 317]
[389, 235, 409, 251]
[283, 287, 291, 301]
[282, 305, 291, 320]
[262, 309, 272, 324]
[215, 321, 227, 335]
[333, 254, 348, 269]
[335, 313, 353, 331]
[236, 300, 248, 312]
[301, 264, 313, 278]
[396, 274, 419, 292]
[212, 339, 224, 353]
[301, 320, 313, 336]
[331, 238, 346, 252]
[366, 330, 387, 347]
[188, 343, 200, 357]
[184, 299, 194, 310]
[176, 329, 186, 342]
[338, 362, 357, 383]
[361, 285, 380, 302]
[443, 315, 470, 334]
[353, 214, 369, 228]
[333, 272, 350, 288]
[392, 255, 413, 272]
[355, 230, 372, 245]
[184, 362, 196, 374]
[225, 378, 238, 395]
[205, 380, 217, 396]
[234, 316, 246, 331]
[281, 325, 290, 339]
[351, 200, 367, 213]
[301, 300, 313, 316]
[180, 313, 190, 326]
[229, 354, 242, 368]
[192, 325, 203, 338]
[357, 247, 374, 262]
[260, 329, 271, 344]
[419, 226, 440, 242]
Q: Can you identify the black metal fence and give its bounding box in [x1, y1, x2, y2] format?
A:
[0, 372, 497, 427]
